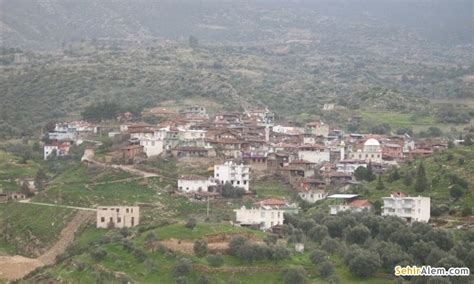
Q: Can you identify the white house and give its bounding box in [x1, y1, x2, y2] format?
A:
[298, 144, 330, 164]
[349, 138, 383, 163]
[327, 194, 373, 215]
[298, 189, 327, 203]
[140, 138, 164, 157]
[214, 161, 250, 191]
[336, 160, 367, 175]
[382, 192, 430, 223]
[96, 206, 139, 228]
[234, 206, 284, 230]
[44, 143, 70, 160]
[177, 175, 216, 193]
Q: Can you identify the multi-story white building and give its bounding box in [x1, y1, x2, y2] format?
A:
[327, 194, 373, 215]
[177, 175, 216, 192]
[234, 206, 284, 230]
[382, 192, 430, 223]
[96, 206, 139, 228]
[214, 161, 250, 191]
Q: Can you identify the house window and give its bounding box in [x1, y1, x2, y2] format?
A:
[243, 181, 247, 185]
[116, 209, 119, 212]
[126, 209, 129, 213]
[101, 217, 105, 222]
[117, 217, 122, 223]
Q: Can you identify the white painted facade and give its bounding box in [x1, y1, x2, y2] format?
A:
[298, 189, 327, 203]
[336, 161, 367, 175]
[298, 149, 330, 164]
[96, 206, 139, 228]
[214, 161, 250, 191]
[44, 145, 59, 160]
[382, 195, 431, 223]
[140, 138, 164, 157]
[177, 177, 216, 193]
[234, 206, 284, 230]
[182, 129, 207, 141]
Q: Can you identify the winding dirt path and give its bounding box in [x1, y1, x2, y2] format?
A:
[0, 210, 94, 282]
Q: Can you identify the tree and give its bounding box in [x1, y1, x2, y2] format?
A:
[229, 236, 248, 256]
[375, 174, 385, 190]
[310, 249, 327, 264]
[308, 224, 329, 243]
[193, 239, 208, 257]
[175, 276, 188, 284]
[387, 167, 401, 182]
[347, 249, 381, 277]
[321, 237, 340, 254]
[403, 171, 413, 186]
[319, 261, 334, 278]
[415, 161, 429, 192]
[270, 244, 291, 263]
[366, 162, 376, 182]
[449, 184, 464, 200]
[188, 35, 199, 48]
[282, 266, 306, 284]
[354, 166, 368, 181]
[346, 224, 370, 245]
[185, 218, 197, 230]
[34, 169, 47, 191]
[206, 253, 224, 267]
[221, 182, 245, 198]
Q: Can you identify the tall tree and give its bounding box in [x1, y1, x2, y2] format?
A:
[415, 161, 429, 192]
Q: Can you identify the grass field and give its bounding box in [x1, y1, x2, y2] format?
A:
[0, 203, 75, 257]
[0, 150, 41, 193]
[253, 179, 294, 200]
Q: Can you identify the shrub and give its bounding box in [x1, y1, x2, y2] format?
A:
[172, 258, 192, 277]
[321, 237, 340, 254]
[319, 261, 334, 278]
[193, 239, 208, 257]
[185, 218, 197, 230]
[207, 253, 224, 267]
[228, 236, 248, 256]
[90, 248, 107, 261]
[282, 266, 306, 284]
[310, 249, 327, 264]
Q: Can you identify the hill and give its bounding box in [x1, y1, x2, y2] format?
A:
[1, 0, 472, 51]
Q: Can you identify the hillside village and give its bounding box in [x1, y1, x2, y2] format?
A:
[36, 104, 467, 229]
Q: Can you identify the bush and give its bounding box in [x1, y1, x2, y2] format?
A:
[270, 244, 291, 263]
[461, 207, 472, 217]
[90, 248, 107, 261]
[193, 239, 208, 257]
[133, 248, 147, 262]
[197, 275, 211, 284]
[173, 258, 192, 277]
[282, 266, 306, 284]
[206, 253, 224, 267]
[185, 218, 197, 230]
[319, 261, 334, 278]
[175, 276, 188, 284]
[310, 249, 327, 264]
[229, 236, 248, 256]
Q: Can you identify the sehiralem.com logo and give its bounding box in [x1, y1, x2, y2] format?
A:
[395, 265, 471, 277]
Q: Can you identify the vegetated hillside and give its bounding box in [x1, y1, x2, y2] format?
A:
[0, 203, 75, 257]
[362, 145, 474, 215]
[1, 42, 473, 139]
[1, 0, 472, 51]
